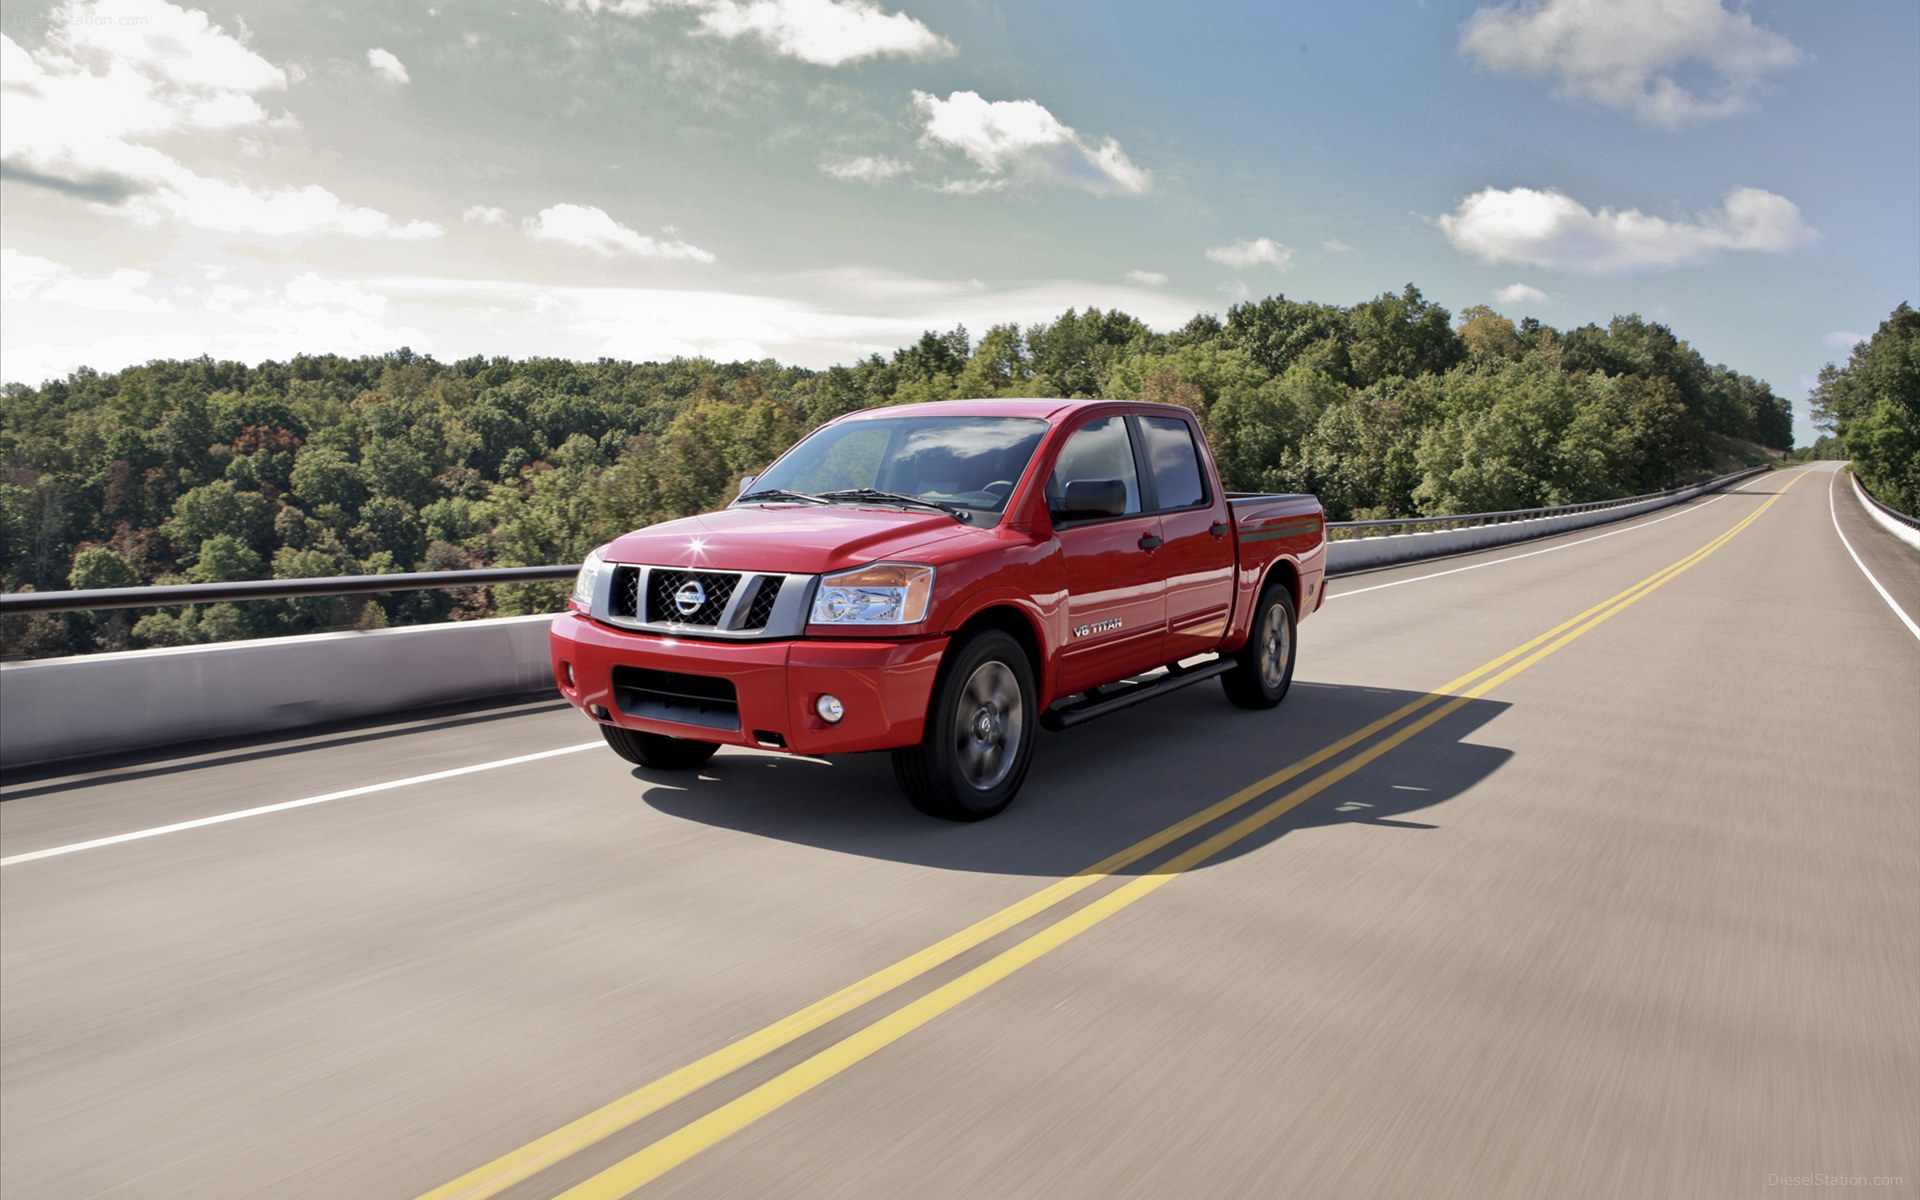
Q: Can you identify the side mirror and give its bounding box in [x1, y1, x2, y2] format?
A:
[1056, 478, 1128, 519]
[738, 474, 757, 495]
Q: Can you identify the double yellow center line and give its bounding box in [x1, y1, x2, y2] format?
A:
[421, 473, 1802, 1200]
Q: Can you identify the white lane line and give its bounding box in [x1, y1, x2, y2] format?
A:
[1828, 467, 1920, 643]
[0, 742, 602, 867]
[1331, 486, 1744, 599]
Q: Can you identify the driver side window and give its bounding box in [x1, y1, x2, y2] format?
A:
[1047, 417, 1142, 518]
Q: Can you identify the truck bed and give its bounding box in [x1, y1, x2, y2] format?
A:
[1227, 492, 1325, 540]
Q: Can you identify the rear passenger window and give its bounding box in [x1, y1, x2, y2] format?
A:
[1139, 416, 1208, 510]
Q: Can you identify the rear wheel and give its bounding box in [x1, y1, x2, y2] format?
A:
[892, 629, 1036, 821]
[601, 724, 720, 770]
[1221, 581, 1297, 709]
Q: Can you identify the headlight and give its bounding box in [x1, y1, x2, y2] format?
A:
[571, 548, 609, 611]
[810, 563, 935, 626]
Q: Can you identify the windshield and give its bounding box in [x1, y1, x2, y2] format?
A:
[739, 415, 1048, 518]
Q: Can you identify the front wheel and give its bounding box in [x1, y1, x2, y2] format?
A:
[892, 629, 1036, 821]
[1221, 581, 1297, 709]
[601, 724, 720, 770]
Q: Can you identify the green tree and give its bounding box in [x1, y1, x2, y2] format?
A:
[162, 480, 269, 563]
[1557, 373, 1691, 500]
[66, 544, 144, 650]
[893, 327, 970, 383]
[1024, 308, 1148, 398]
[1224, 295, 1350, 380]
[289, 445, 369, 512]
[1416, 360, 1575, 514]
[1301, 378, 1436, 519]
[188, 534, 265, 583]
[1346, 284, 1466, 387]
[955, 325, 1030, 397]
[362, 439, 433, 507]
[1812, 303, 1919, 512]
[352, 496, 426, 563]
[68, 545, 141, 590]
[1456, 305, 1523, 361]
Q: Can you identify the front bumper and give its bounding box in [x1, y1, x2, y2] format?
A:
[550, 613, 948, 755]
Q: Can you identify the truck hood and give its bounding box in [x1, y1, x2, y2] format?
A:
[601, 505, 982, 575]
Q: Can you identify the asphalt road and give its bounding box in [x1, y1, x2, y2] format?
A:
[3, 462, 1915, 1200]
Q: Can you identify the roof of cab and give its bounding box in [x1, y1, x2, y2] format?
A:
[832, 397, 1154, 422]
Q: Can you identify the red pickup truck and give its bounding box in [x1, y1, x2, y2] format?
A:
[552, 398, 1326, 819]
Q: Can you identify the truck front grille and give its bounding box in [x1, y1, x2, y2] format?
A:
[743, 577, 783, 628]
[606, 566, 793, 635]
[645, 569, 739, 626]
[612, 567, 642, 618]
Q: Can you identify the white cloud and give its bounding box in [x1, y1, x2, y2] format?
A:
[693, 0, 952, 66]
[1126, 270, 1168, 287]
[281, 272, 388, 316]
[1205, 238, 1294, 270]
[1, 4, 285, 194]
[0, 248, 173, 313]
[933, 176, 1009, 196]
[0, 1, 440, 239]
[0, 257, 432, 385]
[463, 204, 510, 224]
[821, 155, 910, 183]
[552, 0, 659, 14]
[60, 0, 289, 94]
[1, 262, 1213, 386]
[1438, 185, 1816, 272]
[127, 174, 444, 239]
[524, 203, 717, 261]
[367, 47, 410, 84]
[912, 91, 1149, 196]
[562, 0, 950, 65]
[375, 269, 1209, 367]
[1323, 239, 1356, 255]
[1460, 0, 1803, 128]
[1495, 282, 1552, 305]
[1823, 330, 1864, 351]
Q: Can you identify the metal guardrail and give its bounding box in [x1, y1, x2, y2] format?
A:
[0, 565, 575, 615]
[0, 467, 1773, 617]
[1853, 472, 1920, 531]
[1324, 467, 1767, 540]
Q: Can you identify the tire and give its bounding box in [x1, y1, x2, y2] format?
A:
[601, 724, 720, 770]
[892, 629, 1036, 821]
[1221, 581, 1297, 710]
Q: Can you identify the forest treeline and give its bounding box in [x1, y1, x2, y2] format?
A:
[1808, 303, 1919, 515]
[3, 285, 1808, 656]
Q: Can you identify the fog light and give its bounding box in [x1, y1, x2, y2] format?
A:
[816, 694, 845, 723]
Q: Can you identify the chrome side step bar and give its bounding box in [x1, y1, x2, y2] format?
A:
[1040, 657, 1235, 731]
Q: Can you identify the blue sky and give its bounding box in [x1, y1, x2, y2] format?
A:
[3, 0, 1915, 444]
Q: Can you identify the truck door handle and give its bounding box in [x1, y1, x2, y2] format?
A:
[1138, 533, 1162, 551]
[1209, 521, 1229, 537]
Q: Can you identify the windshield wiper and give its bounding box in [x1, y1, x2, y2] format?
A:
[736, 488, 829, 506]
[815, 488, 968, 521]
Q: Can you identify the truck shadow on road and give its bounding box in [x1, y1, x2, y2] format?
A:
[639, 679, 1513, 878]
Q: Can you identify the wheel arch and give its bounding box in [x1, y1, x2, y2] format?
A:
[1263, 557, 1302, 612]
[946, 603, 1044, 681]
[1223, 555, 1302, 654]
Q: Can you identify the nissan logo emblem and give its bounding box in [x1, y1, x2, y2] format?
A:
[672, 580, 707, 616]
